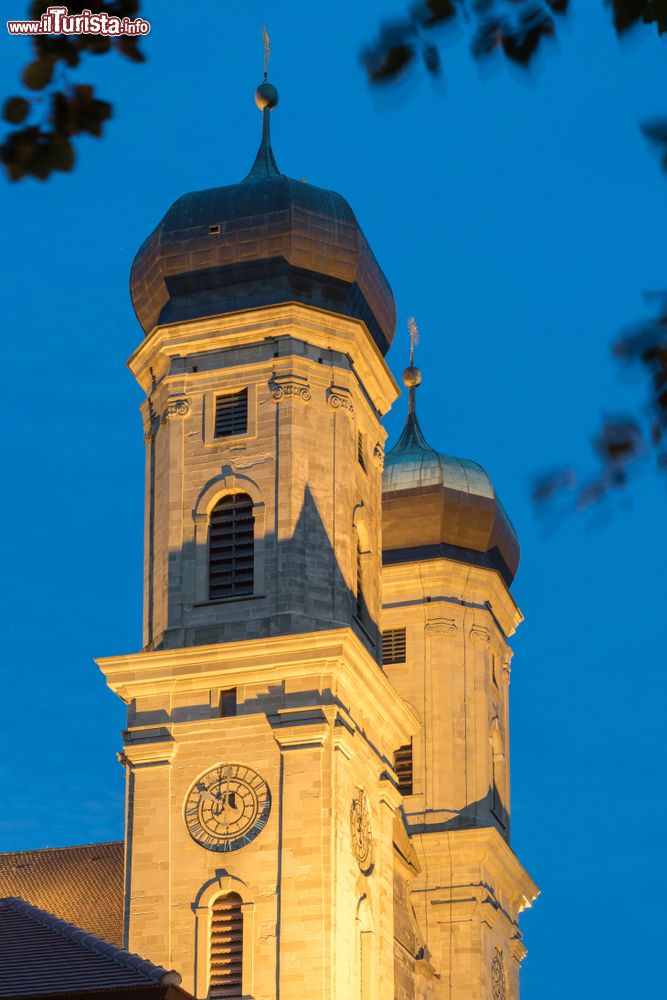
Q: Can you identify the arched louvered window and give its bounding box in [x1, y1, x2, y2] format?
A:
[208, 893, 243, 999]
[208, 493, 254, 601]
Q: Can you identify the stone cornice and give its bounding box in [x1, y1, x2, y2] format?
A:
[126, 303, 399, 417]
[410, 826, 539, 916]
[96, 628, 419, 758]
[382, 557, 522, 639]
[119, 739, 177, 767]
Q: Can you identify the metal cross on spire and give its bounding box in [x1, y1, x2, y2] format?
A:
[263, 24, 270, 80]
[408, 316, 419, 366]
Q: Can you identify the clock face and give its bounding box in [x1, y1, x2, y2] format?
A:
[184, 764, 271, 852]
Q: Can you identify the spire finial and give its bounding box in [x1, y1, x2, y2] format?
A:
[255, 22, 278, 113]
[245, 26, 280, 182]
[408, 315, 419, 366]
[403, 316, 423, 417]
[263, 24, 270, 80]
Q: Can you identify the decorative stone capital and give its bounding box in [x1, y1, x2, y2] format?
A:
[470, 625, 491, 645]
[270, 708, 329, 748]
[372, 443, 385, 471]
[425, 618, 458, 637]
[119, 736, 176, 768]
[378, 772, 402, 812]
[160, 397, 191, 424]
[270, 373, 311, 402]
[327, 385, 354, 415]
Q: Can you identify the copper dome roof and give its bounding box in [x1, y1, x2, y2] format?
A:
[130, 99, 396, 353]
[382, 379, 520, 585]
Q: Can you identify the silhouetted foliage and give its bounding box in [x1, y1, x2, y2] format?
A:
[2, 3, 666, 515]
[362, 1, 667, 514]
[642, 117, 667, 169]
[532, 298, 667, 515]
[362, 2, 665, 86]
[1, 1, 144, 181]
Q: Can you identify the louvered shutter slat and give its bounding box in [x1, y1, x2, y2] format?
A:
[208, 894, 243, 1000]
[382, 627, 406, 665]
[214, 389, 248, 438]
[208, 494, 254, 600]
[394, 742, 413, 795]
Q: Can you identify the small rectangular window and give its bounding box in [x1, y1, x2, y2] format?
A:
[382, 627, 406, 665]
[394, 742, 413, 796]
[209, 224, 220, 235]
[357, 431, 366, 471]
[215, 388, 248, 438]
[219, 688, 237, 717]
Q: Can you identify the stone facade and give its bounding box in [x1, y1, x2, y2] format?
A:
[97, 230, 537, 1000]
[131, 305, 394, 657]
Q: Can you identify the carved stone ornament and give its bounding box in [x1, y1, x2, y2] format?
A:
[470, 626, 491, 645]
[491, 948, 506, 1000]
[232, 453, 274, 471]
[425, 618, 458, 637]
[502, 656, 512, 685]
[350, 788, 374, 875]
[372, 443, 385, 471]
[144, 419, 159, 443]
[161, 397, 191, 424]
[327, 385, 354, 415]
[270, 374, 311, 402]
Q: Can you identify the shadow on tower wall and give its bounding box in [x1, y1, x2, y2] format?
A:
[162, 484, 379, 659]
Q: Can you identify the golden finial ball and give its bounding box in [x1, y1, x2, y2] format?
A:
[255, 82, 278, 110]
[403, 365, 422, 389]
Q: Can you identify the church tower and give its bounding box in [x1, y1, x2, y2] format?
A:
[96, 74, 537, 1000]
[97, 81, 418, 1000]
[381, 354, 538, 999]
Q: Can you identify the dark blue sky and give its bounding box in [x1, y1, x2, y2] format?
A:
[2, 2, 666, 996]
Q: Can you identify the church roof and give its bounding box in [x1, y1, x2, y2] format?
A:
[382, 365, 520, 585]
[0, 842, 124, 948]
[0, 897, 183, 998]
[130, 84, 396, 355]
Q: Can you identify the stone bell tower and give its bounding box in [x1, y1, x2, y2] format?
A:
[97, 78, 418, 1000]
[381, 349, 538, 1000]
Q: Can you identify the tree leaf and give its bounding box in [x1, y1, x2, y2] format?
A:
[3, 97, 30, 125]
[22, 59, 55, 91]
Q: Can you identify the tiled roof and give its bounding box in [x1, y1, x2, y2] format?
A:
[0, 842, 123, 947]
[0, 898, 182, 997]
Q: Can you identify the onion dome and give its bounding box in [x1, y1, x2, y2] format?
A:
[130, 81, 396, 354]
[382, 361, 520, 586]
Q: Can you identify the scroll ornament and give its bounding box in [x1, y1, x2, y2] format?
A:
[425, 618, 457, 637]
[327, 386, 354, 415]
[270, 374, 311, 402]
